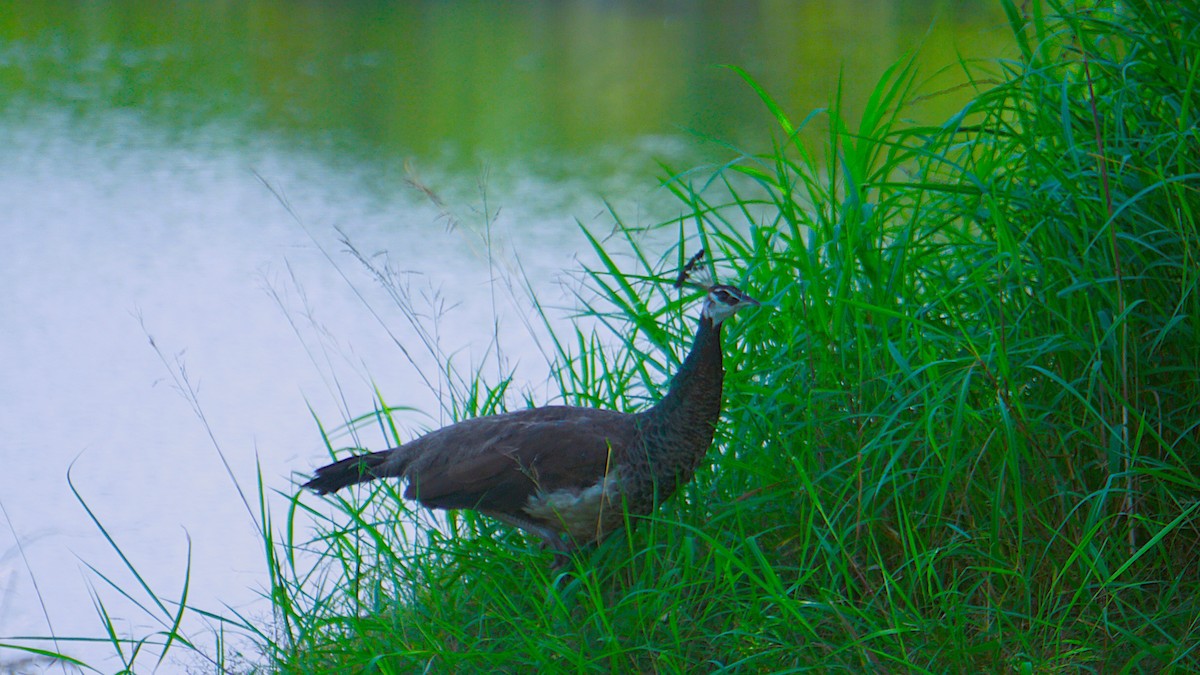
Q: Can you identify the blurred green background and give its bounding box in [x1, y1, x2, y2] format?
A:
[1, 0, 1008, 188]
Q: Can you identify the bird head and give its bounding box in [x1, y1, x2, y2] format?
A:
[701, 284, 760, 324]
[672, 249, 760, 325]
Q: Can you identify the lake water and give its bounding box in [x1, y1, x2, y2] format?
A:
[0, 1, 1008, 670]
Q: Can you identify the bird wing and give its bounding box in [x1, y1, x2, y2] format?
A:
[401, 406, 638, 513]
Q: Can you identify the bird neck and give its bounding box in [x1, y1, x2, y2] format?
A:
[658, 316, 724, 413]
[633, 315, 726, 492]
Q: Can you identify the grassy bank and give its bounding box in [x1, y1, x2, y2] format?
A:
[267, 0, 1200, 672]
[9, 0, 1194, 672]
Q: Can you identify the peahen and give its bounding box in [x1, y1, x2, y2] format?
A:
[303, 266, 759, 556]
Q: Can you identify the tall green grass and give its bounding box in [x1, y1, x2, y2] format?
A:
[273, 1, 1199, 671]
[7, 0, 1195, 672]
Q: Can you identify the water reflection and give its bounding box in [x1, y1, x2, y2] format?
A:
[0, 0, 1007, 669]
[2, 1, 1007, 164]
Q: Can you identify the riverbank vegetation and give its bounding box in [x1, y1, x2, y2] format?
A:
[265, 1, 1199, 671]
[11, 0, 1197, 671]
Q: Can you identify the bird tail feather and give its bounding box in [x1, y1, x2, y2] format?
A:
[302, 448, 407, 494]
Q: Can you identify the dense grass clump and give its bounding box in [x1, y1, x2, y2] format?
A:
[274, 1, 1200, 672]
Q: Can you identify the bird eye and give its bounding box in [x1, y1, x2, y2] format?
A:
[711, 286, 735, 304]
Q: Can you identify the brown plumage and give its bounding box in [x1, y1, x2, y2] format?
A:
[303, 284, 759, 553]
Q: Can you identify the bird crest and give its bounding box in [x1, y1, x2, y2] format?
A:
[673, 248, 712, 291]
[673, 249, 759, 324]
